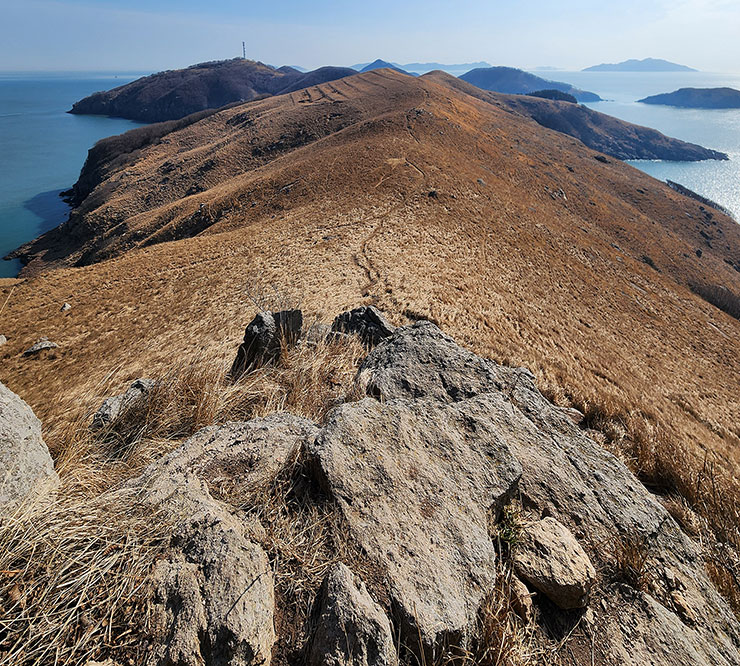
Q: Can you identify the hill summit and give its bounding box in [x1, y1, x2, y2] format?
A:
[68, 58, 358, 122]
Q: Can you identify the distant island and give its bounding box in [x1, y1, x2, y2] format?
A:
[357, 59, 410, 75]
[459, 66, 602, 102]
[639, 87, 740, 108]
[351, 60, 491, 75]
[584, 58, 697, 72]
[68, 59, 357, 122]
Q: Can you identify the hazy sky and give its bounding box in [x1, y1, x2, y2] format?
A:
[2, 0, 739, 73]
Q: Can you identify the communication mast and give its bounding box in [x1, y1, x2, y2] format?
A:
[242, 42, 246, 60]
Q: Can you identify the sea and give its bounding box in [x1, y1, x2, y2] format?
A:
[0, 69, 739, 278]
[0, 72, 147, 277]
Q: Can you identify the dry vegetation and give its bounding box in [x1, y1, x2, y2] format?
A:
[2, 69, 740, 662]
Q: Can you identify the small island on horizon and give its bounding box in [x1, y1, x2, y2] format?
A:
[584, 58, 697, 72]
[639, 87, 740, 108]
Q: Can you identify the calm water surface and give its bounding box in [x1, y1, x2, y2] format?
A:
[529, 70, 740, 220]
[0, 72, 147, 277]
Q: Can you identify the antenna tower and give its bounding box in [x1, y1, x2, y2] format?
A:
[242, 42, 246, 60]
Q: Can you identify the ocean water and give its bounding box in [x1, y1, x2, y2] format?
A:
[530, 70, 740, 220]
[0, 72, 147, 277]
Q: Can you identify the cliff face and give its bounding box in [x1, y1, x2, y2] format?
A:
[459, 66, 602, 102]
[639, 87, 740, 109]
[68, 59, 358, 122]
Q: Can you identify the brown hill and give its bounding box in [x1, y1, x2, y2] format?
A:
[2, 67, 739, 508]
[68, 59, 357, 122]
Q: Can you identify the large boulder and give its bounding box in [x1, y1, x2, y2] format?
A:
[0, 381, 58, 516]
[513, 517, 596, 609]
[331, 306, 395, 347]
[355, 321, 740, 665]
[308, 563, 397, 666]
[306, 395, 522, 659]
[230, 309, 303, 378]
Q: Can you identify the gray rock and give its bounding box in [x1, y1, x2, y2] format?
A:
[331, 307, 395, 347]
[91, 378, 155, 430]
[358, 321, 507, 401]
[148, 505, 274, 666]
[308, 563, 397, 666]
[306, 395, 522, 659]
[0, 334, 6, 346]
[355, 321, 740, 665]
[60, 303, 71, 312]
[21, 337, 58, 357]
[126, 414, 316, 666]
[230, 309, 303, 378]
[513, 517, 596, 609]
[0, 381, 58, 516]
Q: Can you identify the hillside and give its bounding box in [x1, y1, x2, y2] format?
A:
[9, 71, 727, 271]
[68, 59, 357, 122]
[2, 65, 740, 665]
[639, 87, 740, 109]
[585, 58, 697, 72]
[2, 66, 739, 471]
[459, 66, 602, 102]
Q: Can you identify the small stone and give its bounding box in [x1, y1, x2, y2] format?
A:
[0, 334, 6, 346]
[229, 309, 303, 378]
[60, 303, 71, 312]
[513, 517, 596, 609]
[91, 378, 155, 430]
[510, 577, 534, 623]
[331, 306, 395, 347]
[21, 337, 58, 357]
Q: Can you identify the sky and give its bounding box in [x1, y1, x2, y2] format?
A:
[1, 0, 739, 73]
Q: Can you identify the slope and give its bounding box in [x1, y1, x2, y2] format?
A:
[1, 68, 739, 502]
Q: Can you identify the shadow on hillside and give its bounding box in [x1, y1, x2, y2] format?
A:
[24, 189, 71, 236]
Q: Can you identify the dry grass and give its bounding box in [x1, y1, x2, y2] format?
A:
[611, 533, 651, 591]
[0, 490, 172, 666]
[0, 332, 368, 666]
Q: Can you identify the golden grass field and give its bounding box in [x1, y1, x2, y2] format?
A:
[3, 70, 738, 479]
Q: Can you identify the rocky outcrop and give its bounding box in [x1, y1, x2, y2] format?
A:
[331, 306, 395, 347]
[105, 317, 739, 665]
[127, 413, 317, 666]
[308, 563, 398, 666]
[513, 517, 596, 609]
[0, 381, 58, 516]
[229, 310, 303, 378]
[91, 378, 155, 430]
[355, 321, 740, 665]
